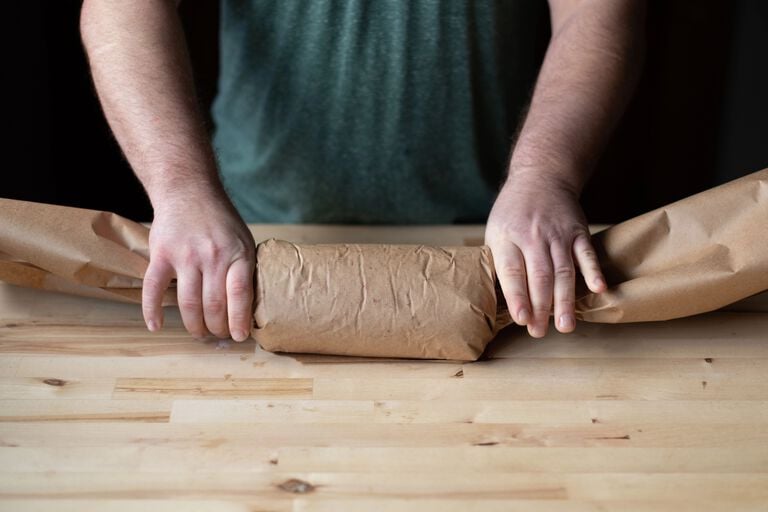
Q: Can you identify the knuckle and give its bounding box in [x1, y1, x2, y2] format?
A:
[204, 298, 226, 315]
[530, 268, 553, 285]
[554, 266, 575, 279]
[207, 245, 224, 264]
[530, 225, 559, 244]
[179, 247, 199, 267]
[544, 233, 565, 245]
[179, 298, 202, 311]
[201, 239, 226, 261]
[179, 240, 220, 266]
[142, 276, 166, 292]
[487, 221, 518, 239]
[233, 239, 252, 258]
[150, 248, 171, 262]
[500, 265, 526, 279]
[516, 232, 538, 246]
[228, 278, 252, 297]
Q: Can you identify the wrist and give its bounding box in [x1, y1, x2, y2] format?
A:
[505, 163, 586, 197]
[144, 163, 227, 208]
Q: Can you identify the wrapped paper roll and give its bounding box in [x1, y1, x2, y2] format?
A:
[0, 167, 766, 360]
[252, 240, 510, 359]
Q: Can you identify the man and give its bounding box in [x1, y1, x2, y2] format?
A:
[80, 0, 645, 343]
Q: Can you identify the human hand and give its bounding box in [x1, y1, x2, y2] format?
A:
[485, 172, 606, 338]
[142, 189, 256, 342]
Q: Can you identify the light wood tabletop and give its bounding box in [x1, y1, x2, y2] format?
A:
[0, 225, 766, 511]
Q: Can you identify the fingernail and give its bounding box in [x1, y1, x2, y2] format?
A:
[147, 320, 157, 332]
[233, 330, 248, 342]
[559, 313, 575, 330]
[594, 277, 606, 289]
[518, 308, 530, 325]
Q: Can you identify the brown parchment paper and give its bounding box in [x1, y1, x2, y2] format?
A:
[0, 198, 176, 305]
[575, 168, 768, 322]
[0, 167, 766, 360]
[252, 239, 510, 360]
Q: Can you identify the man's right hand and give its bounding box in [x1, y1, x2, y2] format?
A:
[142, 189, 256, 342]
[80, 0, 256, 341]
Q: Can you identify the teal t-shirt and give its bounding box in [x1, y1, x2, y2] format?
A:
[212, 0, 548, 223]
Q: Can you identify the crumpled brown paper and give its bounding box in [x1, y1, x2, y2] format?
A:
[0, 167, 766, 360]
[253, 239, 510, 359]
[0, 199, 175, 305]
[575, 168, 768, 322]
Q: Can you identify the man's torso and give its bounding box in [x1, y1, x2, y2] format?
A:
[213, 0, 548, 223]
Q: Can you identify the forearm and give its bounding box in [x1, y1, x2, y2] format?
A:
[509, 0, 646, 193]
[80, 0, 222, 206]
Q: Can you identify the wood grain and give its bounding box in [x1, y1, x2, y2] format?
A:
[0, 224, 766, 510]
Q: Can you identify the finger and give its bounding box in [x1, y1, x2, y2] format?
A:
[226, 258, 255, 342]
[142, 258, 175, 332]
[523, 243, 554, 338]
[202, 267, 230, 339]
[573, 233, 607, 293]
[551, 242, 576, 333]
[176, 268, 208, 339]
[492, 243, 531, 325]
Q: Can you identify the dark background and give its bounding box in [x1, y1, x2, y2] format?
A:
[6, 0, 768, 224]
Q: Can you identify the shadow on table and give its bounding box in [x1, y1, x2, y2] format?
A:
[483, 310, 768, 360]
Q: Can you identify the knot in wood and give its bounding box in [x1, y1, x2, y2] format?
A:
[277, 478, 315, 494]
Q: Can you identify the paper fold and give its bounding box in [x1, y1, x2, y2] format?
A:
[575, 168, 768, 322]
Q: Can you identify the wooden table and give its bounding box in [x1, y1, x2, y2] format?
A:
[1, 225, 766, 511]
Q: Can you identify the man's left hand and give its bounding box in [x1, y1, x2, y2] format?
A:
[485, 171, 607, 338]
